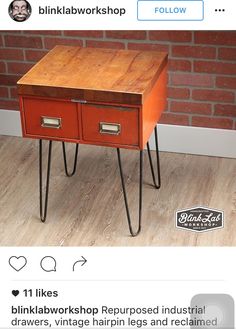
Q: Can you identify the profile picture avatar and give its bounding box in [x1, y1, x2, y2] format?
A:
[9, 0, 31, 22]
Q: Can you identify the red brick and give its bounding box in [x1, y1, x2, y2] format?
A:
[218, 48, 236, 61]
[44, 38, 83, 49]
[192, 116, 233, 129]
[2, 31, 22, 34]
[0, 86, 8, 98]
[128, 43, 169, 52]
[10, 87, 18, 99]
[0, 74, 20, 85]
[0, 61, 6, 73]
[24, 31, 62, 35]
[195, 32, 236, 46]
[150, 31, 192, 42]
[169, 59, 191, 72]
[192, 89, 234, 103]
[86, 40, 125, 49]
[216, 77, 236, 89]
[171, 73, 213, 87]
[170, 101, 212, 115]
[214, 104, 236, 117]
[7, 62, 34, 74]
[0, 35, 3, 46]
[5, 35, 43, 49]
[106, 31, 146, 40]
[164, 100, 169, 111]
[0, 48, 24, 60]
[194, 60, 236, 75]
[0, 99, 19, 110]
[159, 113, 189, 126]
[172, 45, 216, 59]
[64, 31, 103, 38]
[25, 50, 48, 62]
[168, 87, 190, 99]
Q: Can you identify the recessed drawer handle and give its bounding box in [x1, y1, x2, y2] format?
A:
[41, 117, 62, 129]
[99, 122, 121, 135]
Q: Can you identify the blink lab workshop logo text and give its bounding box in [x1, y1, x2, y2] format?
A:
[176, 207, 224, 232]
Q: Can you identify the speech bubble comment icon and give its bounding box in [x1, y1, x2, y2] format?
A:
[40, 256, 57, 272]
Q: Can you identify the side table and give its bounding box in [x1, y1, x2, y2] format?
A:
[17, 46, 168, 236]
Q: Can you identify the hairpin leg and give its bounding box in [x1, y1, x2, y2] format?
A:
[147, 126, 161, 189]
[62, 142, 79, 177]
[117, 148, 143, 237]
[117, 126, 161, 236]
[39, 139, 52, 223]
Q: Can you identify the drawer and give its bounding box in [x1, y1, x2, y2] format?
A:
[82, 104, 139, 146]
[23, 97, 79, 139]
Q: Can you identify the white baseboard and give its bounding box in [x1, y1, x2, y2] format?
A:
[151, 124, 236, 159]
[0, 109, 22, 137]
[1, 109, 236, 158]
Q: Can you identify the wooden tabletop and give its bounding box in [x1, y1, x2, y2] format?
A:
[17, 46, 168, 105]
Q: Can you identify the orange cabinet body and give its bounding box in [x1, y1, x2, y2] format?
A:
[18, 46, 168, 150]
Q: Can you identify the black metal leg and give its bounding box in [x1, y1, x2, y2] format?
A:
[117, 148, 143, 237]
[62, 142, 79, 177]
[147, 126, 161, 189]
[39, 140, 52, 223]
[117, 126, 161, 236]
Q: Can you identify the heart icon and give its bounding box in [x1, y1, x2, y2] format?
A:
[12, 290, 19, 297]
[9, 256, 27, 272]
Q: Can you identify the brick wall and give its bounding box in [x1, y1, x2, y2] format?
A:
[0, 31, 235, 130]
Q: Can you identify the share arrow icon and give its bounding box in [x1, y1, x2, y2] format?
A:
[72, 256, 87, 271]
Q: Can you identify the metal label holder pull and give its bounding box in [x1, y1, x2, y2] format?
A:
[41, 117, 62, 129]
[99, 122, 121, 135]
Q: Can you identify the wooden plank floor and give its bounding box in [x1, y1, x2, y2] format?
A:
[0, 135, 235, 246]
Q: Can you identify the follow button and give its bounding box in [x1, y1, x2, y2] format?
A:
[137, 0, 204, 21]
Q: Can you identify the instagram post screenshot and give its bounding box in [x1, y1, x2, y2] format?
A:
[0, 0, 236, 328]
